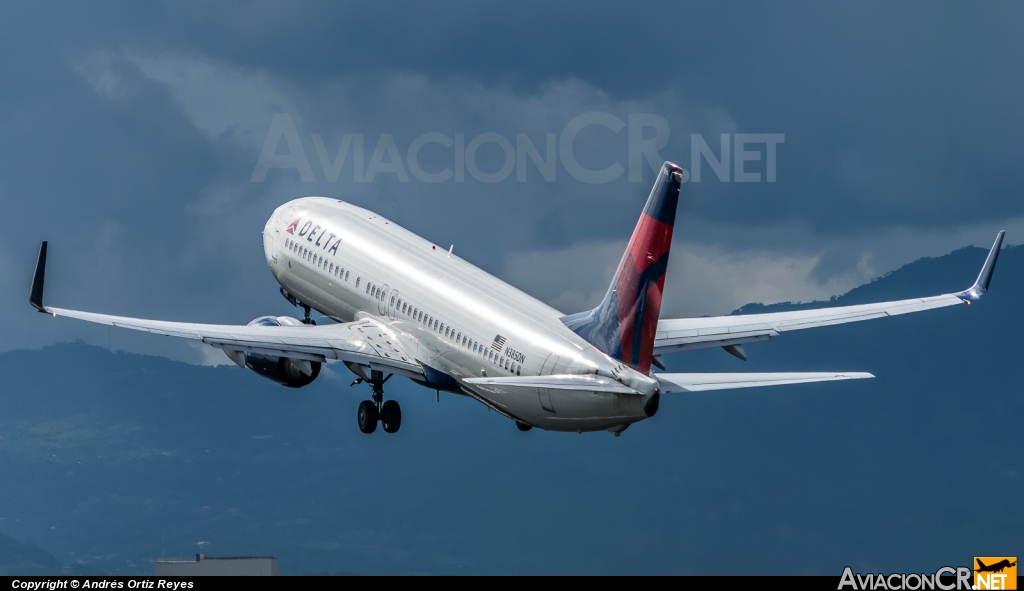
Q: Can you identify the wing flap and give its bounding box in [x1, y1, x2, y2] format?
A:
[656, 371, 874, 393]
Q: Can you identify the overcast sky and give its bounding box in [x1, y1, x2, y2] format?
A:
[1, 1, 1022, 363]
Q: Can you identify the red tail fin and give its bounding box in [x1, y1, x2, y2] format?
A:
[561, 162, 683, 374]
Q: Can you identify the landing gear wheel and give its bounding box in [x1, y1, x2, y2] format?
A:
[516, 421, 532, 432]
[381, 400, 402, 433]
[357, 400, 379, 434]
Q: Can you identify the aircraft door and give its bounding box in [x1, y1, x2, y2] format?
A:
[378, 284, 389, 315]
[388, 290, 399, 320]
[538, 354, 559, 413]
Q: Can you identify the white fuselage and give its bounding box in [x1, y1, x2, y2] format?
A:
[263, 197, 656, 432]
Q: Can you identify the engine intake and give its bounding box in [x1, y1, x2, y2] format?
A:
[225, 316, 322, 388]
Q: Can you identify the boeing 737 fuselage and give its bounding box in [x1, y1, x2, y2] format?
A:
[29, 162, 1005, 436]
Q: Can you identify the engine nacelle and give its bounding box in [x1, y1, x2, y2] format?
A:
[224, 316, 322, 388]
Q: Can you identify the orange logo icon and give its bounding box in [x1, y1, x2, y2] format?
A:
[974, 557, 1017, 590]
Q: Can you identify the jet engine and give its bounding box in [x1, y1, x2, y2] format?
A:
[223, 316, 321, 388]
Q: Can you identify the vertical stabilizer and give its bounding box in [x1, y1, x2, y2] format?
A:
[561, 162, 683, 374]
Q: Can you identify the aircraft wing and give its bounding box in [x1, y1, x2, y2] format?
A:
[654, 231, 1004, 356]
[654, 371, 873, 393]
[28, 244, 423, 379]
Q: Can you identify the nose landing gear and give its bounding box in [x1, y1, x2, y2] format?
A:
[355, 370, 401, 434]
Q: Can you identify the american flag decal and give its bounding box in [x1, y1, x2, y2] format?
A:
[491, 334, 507, 352]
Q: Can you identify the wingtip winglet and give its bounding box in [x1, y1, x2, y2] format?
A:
[957, 231, 1005, 302]
[29, 241, 47, 313]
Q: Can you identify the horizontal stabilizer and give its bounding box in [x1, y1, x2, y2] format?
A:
[464, 374, 640, 394]
[656, 371, 873, 393]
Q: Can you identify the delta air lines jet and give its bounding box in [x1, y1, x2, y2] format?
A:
[28, 162, 1004, 436]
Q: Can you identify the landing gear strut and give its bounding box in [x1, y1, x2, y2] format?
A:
[301, 304, 316, 325]
[355, 370, 400, 434]
[280, 289, 316, 326]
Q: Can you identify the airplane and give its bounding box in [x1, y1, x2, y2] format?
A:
[28, 161, 1005, 436]
[976, 559, 1016, 573]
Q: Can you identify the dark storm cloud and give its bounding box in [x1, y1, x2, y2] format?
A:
[1, 1, 1022, 359]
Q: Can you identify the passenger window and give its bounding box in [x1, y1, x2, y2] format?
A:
[516, 365, 521, 376]
[345, 271, 350, 281]
[456, 332, 461, 341]
[355, 277, 360, 288]
[391, 295, 396, 306]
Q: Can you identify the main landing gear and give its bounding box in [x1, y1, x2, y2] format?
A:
[279, 289, 316, 325]
[300, 304, 315, 325]
[354, 370, 401, 434]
